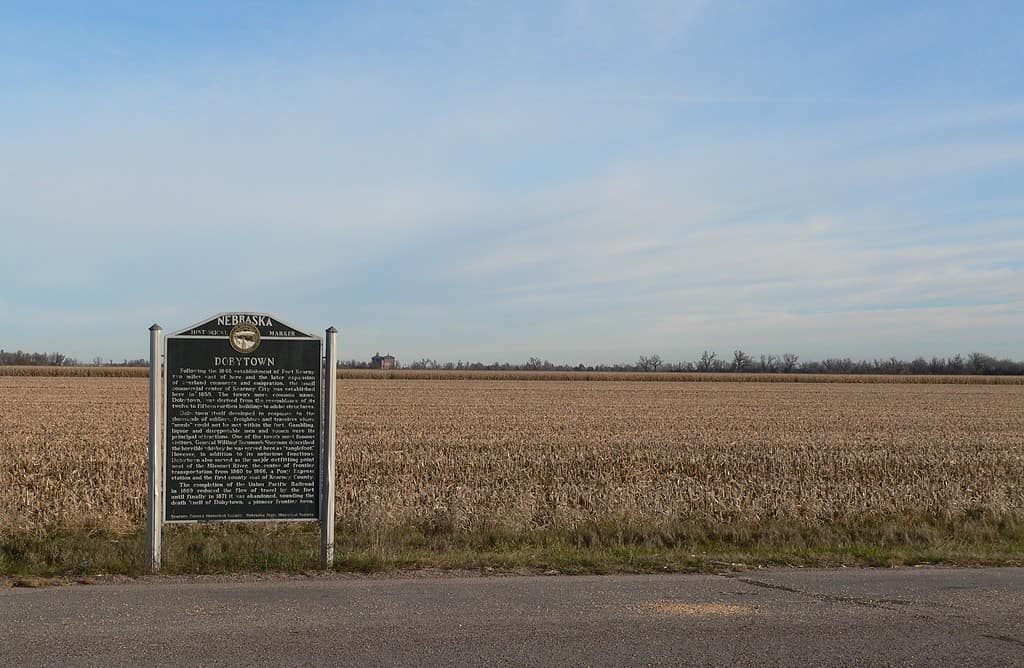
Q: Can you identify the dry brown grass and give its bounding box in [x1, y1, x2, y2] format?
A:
[1, 376, 1022, 539]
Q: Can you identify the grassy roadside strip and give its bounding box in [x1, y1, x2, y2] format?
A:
[3, 515, 1022, 578]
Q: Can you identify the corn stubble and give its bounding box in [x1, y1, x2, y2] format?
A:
[1, 376, 1022, 541]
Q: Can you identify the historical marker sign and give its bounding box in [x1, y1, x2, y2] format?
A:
[163, 312, 323, 522]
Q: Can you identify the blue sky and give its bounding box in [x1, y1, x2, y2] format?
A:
[2, 1, 1022, 364]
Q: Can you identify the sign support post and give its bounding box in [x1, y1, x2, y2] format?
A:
[321, 326, 338, 568]
[146, 323, 163, 572]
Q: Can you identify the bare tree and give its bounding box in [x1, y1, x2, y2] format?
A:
[697, 350, 719, 371]
[781, 353, 799, 373]
[967, 352, 995, 374]
[758, 354, 779, 373]
[732, 349, 752, 372]
[637, 354, 664, 372]
[822, 357, 854, 373]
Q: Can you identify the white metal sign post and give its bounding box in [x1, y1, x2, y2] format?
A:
[321, 326, 338, 568]
[146, 313, 337, 572]
[147, 324, 163, 572]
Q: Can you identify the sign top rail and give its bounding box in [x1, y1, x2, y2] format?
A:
[167, 312, 320, 340]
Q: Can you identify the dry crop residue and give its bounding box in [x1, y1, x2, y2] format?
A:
[1, 377, 1022, 534]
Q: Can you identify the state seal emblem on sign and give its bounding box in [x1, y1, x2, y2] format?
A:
[229, 323, 261, 354]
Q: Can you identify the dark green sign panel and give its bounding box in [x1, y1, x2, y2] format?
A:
[164, 313, 322, 522]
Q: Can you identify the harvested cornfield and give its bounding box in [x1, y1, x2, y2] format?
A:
[2, 375, 1022, 538]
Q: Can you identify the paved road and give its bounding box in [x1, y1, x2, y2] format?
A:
[3, 568, 1023, 667]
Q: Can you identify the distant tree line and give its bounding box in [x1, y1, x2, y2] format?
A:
[0, 350, 146, 367]
[337, 359, 375, 369]
[5, 348, 1023, 375]
[0, 350, 76, 366]
[668, 350, 1022, 375]
[343, 351, 1024, 376]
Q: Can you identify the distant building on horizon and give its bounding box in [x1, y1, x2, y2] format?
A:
[371, 352, 396, 370]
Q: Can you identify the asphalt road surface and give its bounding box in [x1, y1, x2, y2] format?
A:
[3, 568, 1023, 667]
